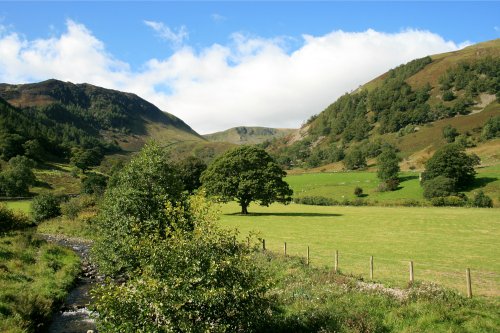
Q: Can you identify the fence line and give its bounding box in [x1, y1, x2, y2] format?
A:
[256, 238, 498, 298]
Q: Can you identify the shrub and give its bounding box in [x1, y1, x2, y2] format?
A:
[442, 90, 455, 101]
[401, 199, 424, 207]
[0, 204, 32, 232]
[354, 187, 363, 197]
[377, 179, 399, 192]
[31, 193, 61, 223]
[470, 191, 493, 208]
[442, 125, 459, 143]
[294, 196, 335, 206]
[60, 198, 82, 220]
[430, 196, 467, 207]
[481, 116, 500, 139]
[423, 176, 455, 199]
[92, 193, 272, 332]
[81, 172, 108, 195]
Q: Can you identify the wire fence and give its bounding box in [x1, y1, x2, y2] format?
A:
[258, 238, 500, 297]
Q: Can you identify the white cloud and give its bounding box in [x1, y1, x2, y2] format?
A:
[144, 20, 188, 47]
[0, 21, 466, 134]
[211, 13, 227, 23]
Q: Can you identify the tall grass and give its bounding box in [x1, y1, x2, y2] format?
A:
[257, 250, 500, 332]
[0, 231, 80, 332]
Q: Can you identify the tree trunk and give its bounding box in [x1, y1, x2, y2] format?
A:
[241, 202, 249, 215]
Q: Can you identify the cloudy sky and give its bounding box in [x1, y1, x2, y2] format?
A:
[0, 2, 498, 134]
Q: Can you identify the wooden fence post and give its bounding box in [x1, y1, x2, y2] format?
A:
[284, 242, 287, 256]
[409, 261, 414, 283]
[334, 250, 338, 273]
[306, 246, 310, 266]
[370, 256, 374, 280]
[466, 268, 472, 298]
[262, 239, 266, 251]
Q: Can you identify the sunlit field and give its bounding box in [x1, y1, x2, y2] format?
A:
[219, 202, 500, 296]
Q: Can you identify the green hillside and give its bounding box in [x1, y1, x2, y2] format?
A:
[268, 39, 500, 170]
[204, 126, 295, 145]
[0, 79, 204, 153]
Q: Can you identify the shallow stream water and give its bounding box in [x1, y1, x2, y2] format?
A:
[39, 234, 98, 333]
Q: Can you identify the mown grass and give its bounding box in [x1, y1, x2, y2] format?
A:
[286, 165, 500, 206]
[258, 250, 500, 332]
[219, 202, 500, 296]
[0, 230, 80, 333]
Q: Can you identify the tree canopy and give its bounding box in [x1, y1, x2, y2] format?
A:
[0, 156, 36, 196]
[422, 144, 480, 190]
[201, 145, 293, 214]
[376, 145, 400, 183]
[92, 142, 185, 276]
[174, 156, 207, 194]
[91, 142, 273, 331]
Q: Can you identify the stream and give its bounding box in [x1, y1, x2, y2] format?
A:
[39, 234, 100, 333]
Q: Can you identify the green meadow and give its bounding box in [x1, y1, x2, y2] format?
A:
[219, 202, 500, 296]
[286, 166, 500, 206]
[3, 200, 31, 214]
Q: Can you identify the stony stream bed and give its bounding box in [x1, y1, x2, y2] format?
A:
[39, 234, 100, 333]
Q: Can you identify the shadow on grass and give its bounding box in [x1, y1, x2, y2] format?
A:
[225, 212, 343, 217]
[462, 177, 498, 191]
[34, 180, 52, 189]
[399, 175, 419, 183]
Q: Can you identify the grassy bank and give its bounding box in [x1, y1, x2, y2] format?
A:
[0, 230, 80, 333]
[259, 250, 500, 332]
[219, 202, 500, 296]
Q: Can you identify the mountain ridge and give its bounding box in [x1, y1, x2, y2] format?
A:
[0, 79, 204, 152]
[203, 126, 296, 145]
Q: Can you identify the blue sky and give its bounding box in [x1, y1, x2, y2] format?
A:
[0, 1, 498, 133]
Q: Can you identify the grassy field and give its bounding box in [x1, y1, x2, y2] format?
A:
[219, 202, 500, 296]
[286, 165, 500, 206]
[3, 200, 31, 214]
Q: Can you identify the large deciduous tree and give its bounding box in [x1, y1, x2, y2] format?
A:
[422, 143, 480, 190]
[201, 145, 293, 214]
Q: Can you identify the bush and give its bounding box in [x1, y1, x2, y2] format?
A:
[442, 90, 455, 101]
[354, 187, 363, 197]
[423, 176, 455, 199]
[31, 193, 61, 223]
[481, 116, 500, 139]
[401, 199, 424, 207]
[430, 196, 467, 207]
[294, 196, 335, 206]
[0, 204, 32, 232]
[470, 191, 493, 208]
[60, 198, 82, 220]
[376, 179, 399, 192]
[442, 125, 459, 143]
[92, 193, 272, 332]
[81, 172, 108, 195]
